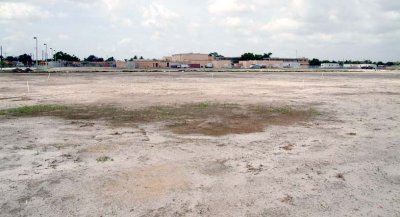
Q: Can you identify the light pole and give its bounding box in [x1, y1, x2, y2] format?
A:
[33, 37, 38, 67]
[0, 45, 3, 71]
[44, 43, 48, 66]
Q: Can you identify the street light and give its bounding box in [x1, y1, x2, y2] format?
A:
[0, 45, 3, 71]
[44, 43, 48, 66]
[33, 37, 38, 67]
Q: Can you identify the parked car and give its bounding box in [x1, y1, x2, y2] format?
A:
[250, 64, 262, 69]
[361, 66, 374, 69]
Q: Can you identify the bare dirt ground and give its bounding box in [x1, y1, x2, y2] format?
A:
[0, 70, 399, 217]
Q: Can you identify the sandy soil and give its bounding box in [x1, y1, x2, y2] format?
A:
[0, 71, 399, 217]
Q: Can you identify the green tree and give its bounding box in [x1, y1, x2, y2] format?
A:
[140, 56, 144, 60]
[344, 60, 362, 64]
[0, 55, 3, 68]
[240, 52, 272, 60]
[6, 56, 18, 62]
[262, 52, 272, 58]
[106, 57, 115, 62]
[309, 58, 321, 66]
[54, 51, 80, 61]
[240, 53, 255, 61]
[84, 55, 104, 62]
[254, 54, 263, 60]
[209, 52, 224, 58]
[18, 54, 33, 66]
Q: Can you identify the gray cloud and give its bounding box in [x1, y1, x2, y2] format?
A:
[0, 0, 398, 61]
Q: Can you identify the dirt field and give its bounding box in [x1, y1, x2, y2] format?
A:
[0, 71, 399, 216]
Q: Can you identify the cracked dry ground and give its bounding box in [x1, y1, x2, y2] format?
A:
[0, 71, 399, 217]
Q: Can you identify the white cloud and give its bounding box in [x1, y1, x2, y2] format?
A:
[261, 18, 301, 32]
[222, 17, 247, 28]
[118, 38, 132, 45]
[58, 34, 70, 40]
[0, 2, 51, 23]
[120, 18, 134, 27]
[103, 0, 121, 12]
[208, 0, 255, 14]
[142, 3, 178, 28]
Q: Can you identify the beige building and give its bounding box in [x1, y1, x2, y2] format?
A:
[134, 60, 169, 69]
[211, 60, 232, 69]
[116, 61, 127, 69]
[170, 53, 214, 63]
[165, 53, 233, 69]
[116, 61, 136, 69]
[116, 60, 170, 69]
[166, 53, 214, 68]
[239, 58, 309, 69]
[267, 57, 310, 68]
[239, 60, 284, 68]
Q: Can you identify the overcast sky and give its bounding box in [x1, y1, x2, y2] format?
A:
[0, 0, 399, 61]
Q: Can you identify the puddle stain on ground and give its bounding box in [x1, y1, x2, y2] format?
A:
[100, 164, 190, 201]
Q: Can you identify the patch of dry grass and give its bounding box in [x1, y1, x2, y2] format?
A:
[0, 103, 318, 136]
[96, 156, 113, 162]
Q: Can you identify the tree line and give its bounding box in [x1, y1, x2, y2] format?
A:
[0, 52, 144, 64]
[1, 51, 398, 67]
[309, 58, 397, 66]
[208, 52, 273, 60]
[0, 54, 33, 66]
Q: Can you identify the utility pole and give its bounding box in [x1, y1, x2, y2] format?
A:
[0, 45, 3, 71]
[50, 48, 53, 61]
[33, 37, 38, 67]
[44, 43, 48, 66]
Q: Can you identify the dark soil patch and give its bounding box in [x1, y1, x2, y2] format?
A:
[281, 195, 294, 204]
[0, 103, 318, 136]
[280, 143, 295, 151]
[169, 105, 318, 136]
[336, 173, 346, 181]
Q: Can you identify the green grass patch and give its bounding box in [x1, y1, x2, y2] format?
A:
[0, 103, 319, 136]
[0, 105, 67, 116]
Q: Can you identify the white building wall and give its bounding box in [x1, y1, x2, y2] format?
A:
[282, 62, 301, 68]
[321, 63, 340, 68]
